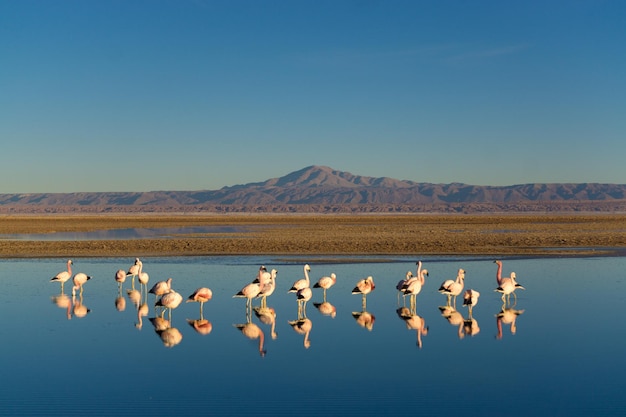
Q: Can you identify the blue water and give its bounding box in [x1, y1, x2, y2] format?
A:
[1, 255, 625, 416]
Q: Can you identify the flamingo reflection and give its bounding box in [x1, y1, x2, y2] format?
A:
[288, 317, 312, 349]
[72, 294, 90, 319]
[439, 305, 465, 339]
[234, 319, 266, 357]
[352, 309, 376, 331]
[50, 259, 73, 293]
[187, 317, 213, 335]
[254, 306, 277, 340]
[396, 307, 429, 348]
[135, 301, 149, 330]
[51, 294, 72, 320]
[496, 305, 525, 339]
[313, 301, 337, 318]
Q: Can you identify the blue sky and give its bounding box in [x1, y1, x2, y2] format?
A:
[1, 0, 625, 193]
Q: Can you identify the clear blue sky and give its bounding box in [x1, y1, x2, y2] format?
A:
[1, 0, 625, 193]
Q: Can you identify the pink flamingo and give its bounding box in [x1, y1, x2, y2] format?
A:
[463, 289, 480, 319]
[257, 269, 278, 307]
[136, 260, 149, 296]
[494, 260, 524, 303]
[296, 287, 313, 318]
[149, 277, 173, 300]
[233, 280, 261, 310]
[114, 269, 126, 290]
[313, 272, 337, 301]
[155, 289, 183, 320]
[50, 259, 73, 293]
[186, 287, 213, 315]
[71, 272, 91, 297]
[352, 276, 375, 309]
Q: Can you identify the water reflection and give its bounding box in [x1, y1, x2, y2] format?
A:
[254, 306, 277, 340]
[438, 305, 465, 339]
[313, 301, 337, 318]
[396, 307, 429, 348]
[234, 318, 266, 357]
[51, 293, 72, 320]
[288, 317, 312, 349]
[496, 305, 525, 339]
[72, 294, 91, 318]
[352, 309, 375, 331]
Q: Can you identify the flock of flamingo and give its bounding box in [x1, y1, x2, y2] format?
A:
[49, 257, 525, 351]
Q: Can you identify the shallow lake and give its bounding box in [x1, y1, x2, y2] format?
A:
[1, 255, 625, 416]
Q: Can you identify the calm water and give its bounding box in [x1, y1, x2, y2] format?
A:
[1, 255, 625, 416]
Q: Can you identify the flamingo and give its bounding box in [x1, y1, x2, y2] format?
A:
[404, 266, 428, 311]
[495, 273, 525, 304]
[257, 269, 278, 307]
[148, 277, 173, 300]
[136, 260, 149, 297]
[71, 272, 91, 297]
[155, 289, 183, 321]
[50, 259, 73, 293]
[352, 276, 375, 310]
[396, 271, 414, 300]
[494, 260, 525, 303]
[296, 287, 313, 318]
[438, 269, 466, 307]
[288, 264, 311, 293]
[234, 322, 266, 356]
[186, 287, 213, 315]
[126, 258, 141, 290]
[463, 289, 480, 319]
[114, 269, 126, 290]
[313, 272, 337, 301]
[233, 280, 261, 310]
[254, 265, 271, 285]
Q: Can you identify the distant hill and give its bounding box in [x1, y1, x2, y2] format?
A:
[2, 165, 626, 213]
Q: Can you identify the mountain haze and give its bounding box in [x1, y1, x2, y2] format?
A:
[2, 166, 626, 213]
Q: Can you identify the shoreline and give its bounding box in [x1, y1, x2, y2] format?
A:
[1, 213, 625, 258]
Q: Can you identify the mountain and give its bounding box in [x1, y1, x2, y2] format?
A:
[1, 165, 626, 213]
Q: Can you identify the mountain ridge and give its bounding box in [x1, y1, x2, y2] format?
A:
[1, 165, 626, 213]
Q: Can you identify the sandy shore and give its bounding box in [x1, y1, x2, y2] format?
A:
[0, 213, 625, 258]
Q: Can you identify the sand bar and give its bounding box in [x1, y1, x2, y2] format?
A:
[0, 213, 625, 258]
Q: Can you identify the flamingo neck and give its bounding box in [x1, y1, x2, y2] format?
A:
[496, 262, 502, 285]
[67, 261, 72, 276]
[304, 267, 310, 285]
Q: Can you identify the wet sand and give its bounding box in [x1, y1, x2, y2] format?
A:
[0, 213, 625, 258]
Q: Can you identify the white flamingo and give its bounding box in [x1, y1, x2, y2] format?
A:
[463, 289, 480, 319]
[288, 264, 311, 293]
[352, 276, 375, 310]
[438, 269, 466, 307]
[50, 259, 73, 293]
[71, 272, 91, 297]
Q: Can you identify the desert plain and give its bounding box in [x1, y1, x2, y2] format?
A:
[0, 213, 625, 259]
